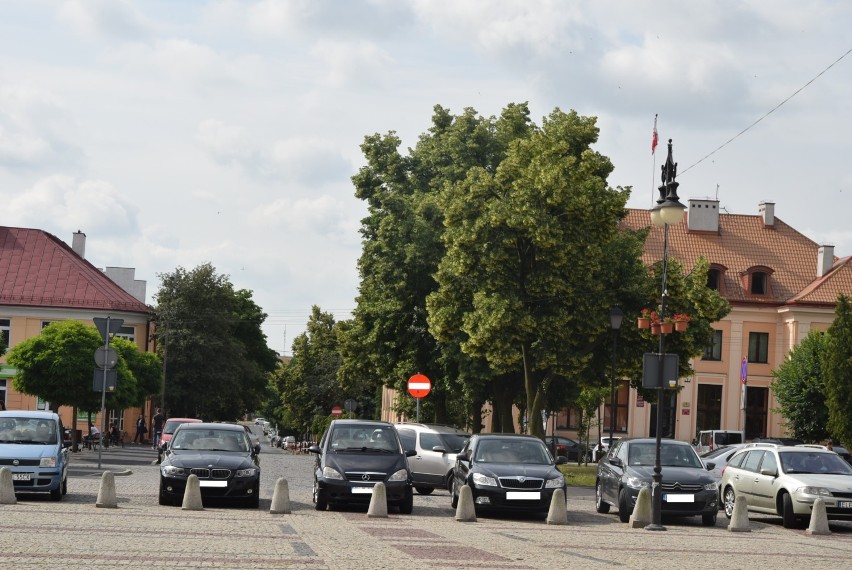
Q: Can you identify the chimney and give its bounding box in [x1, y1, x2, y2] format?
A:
[817, 245, 835, 278]
[687, 198, 720, 233]
[759, 201, 775, 227]
[72, 230, 86, 258]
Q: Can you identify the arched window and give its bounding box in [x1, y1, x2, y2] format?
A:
[741, 266, 774, 296]
[707, 264, 727, 293]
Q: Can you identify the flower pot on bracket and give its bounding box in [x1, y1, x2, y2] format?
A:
[638, 318, 651, 329]
[650, 323, 661, 335]
[660, 322, 674, 334]
[675, 320, 688, 332]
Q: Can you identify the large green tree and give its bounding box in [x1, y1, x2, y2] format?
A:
[823, 294, 852, 445]
[771, 329, 829, 442]
[153, 263, 278, 420]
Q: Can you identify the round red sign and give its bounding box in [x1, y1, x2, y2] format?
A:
[407, 374, 431, 398]
[331, 406, 343, 417]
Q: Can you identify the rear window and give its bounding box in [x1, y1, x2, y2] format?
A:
[715, 432, 743, 446]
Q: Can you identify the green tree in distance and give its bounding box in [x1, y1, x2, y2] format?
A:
[823, 294, 852, 445]
[771, 329, 829, 442]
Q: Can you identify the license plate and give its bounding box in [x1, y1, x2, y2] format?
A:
[838, 501, 852, 509]
[352, 487, 374, 494]
[663, 494, 694, 503]
[198, 480, 228, 488]
[12, 473, 31, 481]
[506, 491, 541, 501]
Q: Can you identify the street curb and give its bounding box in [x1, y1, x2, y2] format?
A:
[69, 468, 133, 477]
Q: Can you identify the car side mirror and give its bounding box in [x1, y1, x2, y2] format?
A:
[405, 449, 417, 457]
[308, 444, 322, 454]
[253, 444, 261, 455]
[609, 457, 622, 467]
[432, 446, 446, 453]
[457, 450, 470, 462]
[62, 440, 72, 449]
[705, 462, 716, 471]
[759, 467, 777, 477]
[555, 456, 567, 465]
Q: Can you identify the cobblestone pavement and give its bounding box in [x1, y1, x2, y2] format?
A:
[2, 430, 851, 569]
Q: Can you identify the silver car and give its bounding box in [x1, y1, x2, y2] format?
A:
[700, 443, 747, 496]
[720, 445, 852, 528]
[395, 423, 470, 495]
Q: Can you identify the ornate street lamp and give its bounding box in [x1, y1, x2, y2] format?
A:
[608, 306, 624, 455]
[646, 139, 686, 532]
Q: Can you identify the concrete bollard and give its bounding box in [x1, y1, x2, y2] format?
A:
[95, 471, 118, 508]
[455, 484, 477, 522]
[367, 482, 388, 518]
[629, 487, 652, 528]
[806, 497, 831, 536]
[269, 477, 291, 514]
[181, 474, 204, 511]
[546, 488, 568, 525]
[0, 467, 17, 505]
[727, 495, 751, 532]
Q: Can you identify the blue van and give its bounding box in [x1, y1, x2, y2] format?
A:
[0, 411, 70, 500]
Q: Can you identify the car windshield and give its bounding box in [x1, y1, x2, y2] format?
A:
[440, 433, 470, 453]
[171, 429, 250, 452]
[330, 426, 399, 452]
[475, 439, 551, 464]
[0, 417, 58, 444]
[628, 442, 702, 468]
[780, 451, 852, 475]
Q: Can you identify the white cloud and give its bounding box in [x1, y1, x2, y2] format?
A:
[58, 0, 155, 41]
[310, 39, 394, 88]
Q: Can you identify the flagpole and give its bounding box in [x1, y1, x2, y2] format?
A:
[651, 114, 659, 207]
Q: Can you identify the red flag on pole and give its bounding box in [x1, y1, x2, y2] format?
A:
[651, 114, 658, 155]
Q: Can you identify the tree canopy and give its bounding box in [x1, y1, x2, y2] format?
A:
[823, 294, 852, 445]
[771, 329, 830, 442]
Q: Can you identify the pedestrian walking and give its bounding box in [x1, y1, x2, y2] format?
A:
[133, 415, 147, 444]
[152, 408, 165, 449]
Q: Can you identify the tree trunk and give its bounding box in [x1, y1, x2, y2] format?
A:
[521, 343, 546, 439]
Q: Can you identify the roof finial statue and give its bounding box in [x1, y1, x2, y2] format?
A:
[658, 139, 680, 203]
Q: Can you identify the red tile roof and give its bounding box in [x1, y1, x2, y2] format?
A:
[622, 209, 842, 308]
[0, 226, 152, 313]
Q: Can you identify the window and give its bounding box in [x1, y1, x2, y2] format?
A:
[748, 332, 769, 363]
[603, 381, 629, 433]
[761, 452, 778, 474]
[742, 450, 764, 473]
[707, 269, 721, 290]
[556, 408, 582, 430]
[0, 318, 9, 351]
[41, 320, 59, 329]
[695, 385, 722, 431]
[396, 428, 416, 452]
[702, 329, 723, 361]
[114, 326, 136, 341]
[419, 433, 442, 451]
[751, 271, 767, 294]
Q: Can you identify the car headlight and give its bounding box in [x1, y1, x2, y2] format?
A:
[704, 482, 717, 491]
[322, 466, 343, 480]
[625, 476, 650, 489]
[545, 476, 565, 489]
[388, 469, 408, 482]
[472, 473, 498, 487]
[161, 465, 186, 476]
[235, 468, 257, 478]
[797, 486, 831, 497]
[39, 456, 57, 468]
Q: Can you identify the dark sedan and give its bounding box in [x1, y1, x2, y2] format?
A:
[595, 438, 719, 526]
[309, 419, 415, 513]
[159, 422, 261, 507]
[451, 434, 567, 517]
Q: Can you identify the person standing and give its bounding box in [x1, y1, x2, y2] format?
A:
[133, 415, 147, 444]
[152, 408, 165, 449]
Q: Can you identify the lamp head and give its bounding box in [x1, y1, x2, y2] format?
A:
[610, 306, 624, 331]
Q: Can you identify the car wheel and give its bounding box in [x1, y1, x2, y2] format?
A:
[50, 484, 62, 501]
[618, 487, 631, 523]
[450, 479, 459, 509]
[158, 487, 173, 506]
[702, 511, 718, 526]
[61, 473, 68, 496]
[781, 492, 797, 529]
[723, 486, 736, 519]
[399, 489, 414, 515]
[415, 486, 434, 495]
[595, 481, 610, 514]
[313, 479, 327, 511]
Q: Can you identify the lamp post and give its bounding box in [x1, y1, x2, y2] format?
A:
[645, 139, 686, 532]
[608, 306, 624, 455]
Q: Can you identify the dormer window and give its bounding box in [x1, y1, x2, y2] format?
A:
[707, 263, 727, 292]
[741, 266, 774, 296]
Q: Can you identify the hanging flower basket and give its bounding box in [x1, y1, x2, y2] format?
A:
[650, 323, 661, 335]
[675, 320, 688, 332]
[638, 317, 651, 329]
[660, 321, 674, 334]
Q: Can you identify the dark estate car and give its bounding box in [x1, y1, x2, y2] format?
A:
[595, 438, 719, 526]
[547, 435, 581, 462]
[450, 433, 567, 517]
[309, 419, 415, 513]
[159, 422, 261, 507]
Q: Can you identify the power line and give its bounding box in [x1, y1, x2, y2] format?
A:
[681, 46, 852, 176]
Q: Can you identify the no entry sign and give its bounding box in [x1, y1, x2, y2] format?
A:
[331, 405, 343, 417]
[407, 374, 431, 398]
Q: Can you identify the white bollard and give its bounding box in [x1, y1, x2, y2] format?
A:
[727, 495, 751, 532]
[367, 482, 388, 518]
[270, 477, 291, 514]
[454, 484, 477, 522]
[95, 471, 118, 508]
[546, 488, 568, 525]
[0, 467, 17, 505]
[182, 474, 204, 511]
[629, 487, 652, 528]
[806, 497, 831, 536]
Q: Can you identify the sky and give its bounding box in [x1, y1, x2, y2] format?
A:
[1, 1, 850, 354]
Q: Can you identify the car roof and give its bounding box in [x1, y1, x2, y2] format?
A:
[332, 419, 393, 427]
[394, 423, 469, 434]
[165, 417, 202, 422]
[620, 438, 691, 446]
[474, 433, 545, 441]
[176, 422, 244, 432]
[0, 410, 59, 420]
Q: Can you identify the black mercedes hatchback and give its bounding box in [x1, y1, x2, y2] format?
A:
[159, 422, 261, 507]
[309, 419, 415, 513]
